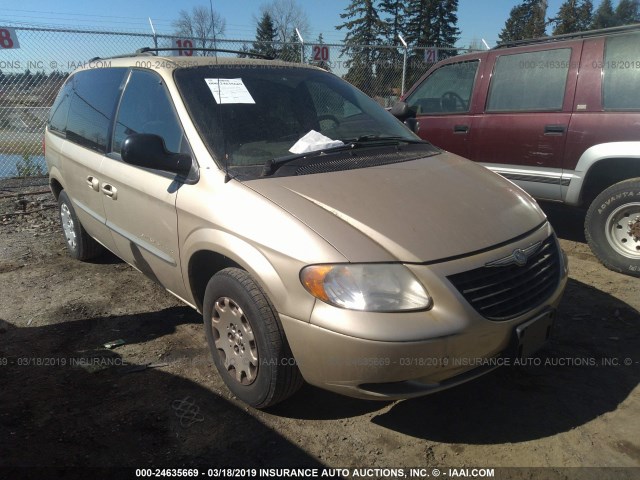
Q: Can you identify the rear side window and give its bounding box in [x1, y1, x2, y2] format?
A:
[602, 32, 640, 110]
[487, 49, 571, 112]
[406, 61, 479, 114]
[66, 68, 126, 153]
[113, 70, 185, 155]
[48, 81, 72, 135]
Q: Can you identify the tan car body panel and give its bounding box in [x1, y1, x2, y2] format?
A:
[245, 154, 546, 263]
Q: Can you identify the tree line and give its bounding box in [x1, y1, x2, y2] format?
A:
[500, 0, 639, 43]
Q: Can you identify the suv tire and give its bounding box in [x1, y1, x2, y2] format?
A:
[585, 179, 640, 277]
[58, 190, 104, 261]
[202, 268, 303, 408]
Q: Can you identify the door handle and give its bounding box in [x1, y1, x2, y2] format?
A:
[544, 124, 566, 134]
[86, 176, 100, 191]
[454, 125, 469, 133]
[102, 183, 118, 200]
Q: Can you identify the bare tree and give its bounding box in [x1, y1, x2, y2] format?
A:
[260, 0, 310, 43]
[173, 5, 226, 50]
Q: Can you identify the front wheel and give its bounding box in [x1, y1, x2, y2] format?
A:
[202, 268, 303, 408]
[585, 179, 640, 277]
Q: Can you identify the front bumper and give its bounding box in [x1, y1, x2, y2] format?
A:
[280, 223, 568, 400]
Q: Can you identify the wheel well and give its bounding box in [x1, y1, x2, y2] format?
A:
[581, 158, 640, 206]
[188, 251, 242, 312]
[50, 179, 63, 200]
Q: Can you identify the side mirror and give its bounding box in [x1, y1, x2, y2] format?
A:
[121, 134, 192, 175]
[405, 118, 420, 134]
[390, 101, 419, 134]
[390, 101, 414, 121]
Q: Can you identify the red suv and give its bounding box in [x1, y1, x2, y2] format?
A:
[393, 25, 640, 277]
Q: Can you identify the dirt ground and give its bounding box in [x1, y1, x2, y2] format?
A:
[1, 177, 639, 479]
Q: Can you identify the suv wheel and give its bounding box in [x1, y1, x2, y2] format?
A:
[202, 268, 303, 408]
[585, 179, 640, 277]
[58, 190, 104, 261]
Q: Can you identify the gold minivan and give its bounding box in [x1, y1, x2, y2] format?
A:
[45, 52, 567, 408]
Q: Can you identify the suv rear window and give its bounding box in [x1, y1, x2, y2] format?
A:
[487, 49, 571, 112]
[602, 32, 640, 111]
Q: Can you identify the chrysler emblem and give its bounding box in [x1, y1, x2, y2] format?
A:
[512, 249, 528, 266]
[486, 241, 542, 268]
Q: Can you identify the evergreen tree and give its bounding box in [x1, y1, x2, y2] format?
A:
[429, 0, 460, 53]
[253, 12, 278, 59]
[280, 30, 302, 62]
[615, 0, 640, 24]
[404, 0, 436, 46]
[498, 0, 548, 43]
[377, 0, 406, 97]
[591, 0, 616, 28]
[551, 0, 593, 35]
[379, 0, 407, 45]
[336, 0, 384, 95]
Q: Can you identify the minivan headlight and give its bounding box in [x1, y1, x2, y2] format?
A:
[300, 264, 431, 312]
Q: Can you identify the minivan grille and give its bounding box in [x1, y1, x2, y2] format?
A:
[447, 235, 560, 321]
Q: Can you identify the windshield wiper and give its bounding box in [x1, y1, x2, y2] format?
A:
[341, 135, 426, 145]
[261, 147, 346, 176]
[261, 136, 427, 176]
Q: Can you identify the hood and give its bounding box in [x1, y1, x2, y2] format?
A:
[244, 152, 547, 263]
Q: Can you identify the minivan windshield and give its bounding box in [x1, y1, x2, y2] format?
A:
[174, 64, 430, 176]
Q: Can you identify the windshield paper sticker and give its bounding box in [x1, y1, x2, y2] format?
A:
[205, 78, 255, 104]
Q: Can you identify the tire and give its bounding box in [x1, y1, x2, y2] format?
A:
[202, 268, 303, 408]
[585, 179, 640, 277]
[58, 190, 104, 261]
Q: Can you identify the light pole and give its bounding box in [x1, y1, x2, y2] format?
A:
[398, 33, 408, 96]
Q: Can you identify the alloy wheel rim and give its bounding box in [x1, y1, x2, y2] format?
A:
[211, 297, 259, 385]
[60, 203, 77, 250]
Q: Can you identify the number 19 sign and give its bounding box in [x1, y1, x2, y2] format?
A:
[172, 38, 193, 56]
[0, 28, 20, 49]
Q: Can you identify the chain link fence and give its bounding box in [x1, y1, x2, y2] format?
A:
[0, 25, 478, 179]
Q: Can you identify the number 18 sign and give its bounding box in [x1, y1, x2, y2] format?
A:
[0, 28, 20, 49]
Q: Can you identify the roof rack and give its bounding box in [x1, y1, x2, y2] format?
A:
[494, 23, 640, 49]
[88, 47, 275, 63]
[136, 47, 275, 60]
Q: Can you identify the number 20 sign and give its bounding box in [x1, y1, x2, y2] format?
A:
[312, 45, 330, 63]
[0, 28, 20, 49]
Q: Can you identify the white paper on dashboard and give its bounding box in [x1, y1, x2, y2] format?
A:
[205, 78, 255, 104]
[289, 130, 345, 154]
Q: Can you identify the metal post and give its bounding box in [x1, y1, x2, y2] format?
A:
[148, 18, 157, 49]
[398, 34, 408, 96]
[296, 28, 304, 64]
[209, 0, 217, 56]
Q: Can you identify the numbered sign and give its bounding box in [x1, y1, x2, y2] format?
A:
[312, 45, 330, 63]
[424, 48, 438, 63]
[0, 27, 20, 49]
[172, 38, 193, 56]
